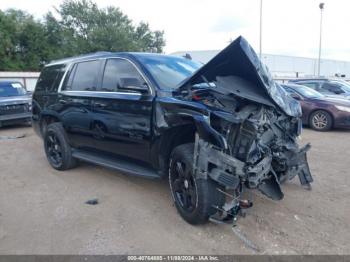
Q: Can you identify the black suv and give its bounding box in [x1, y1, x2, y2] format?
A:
[33, 37, 313, 225]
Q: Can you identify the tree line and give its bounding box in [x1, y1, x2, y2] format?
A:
[0, 0, 166, 71]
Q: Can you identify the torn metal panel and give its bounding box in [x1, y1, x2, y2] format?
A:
[177, 36, 301, 117]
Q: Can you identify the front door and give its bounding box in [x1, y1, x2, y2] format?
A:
[91, 58, 154, 163]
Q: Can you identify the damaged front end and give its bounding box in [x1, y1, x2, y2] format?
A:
[192, 106, 312, 223]
[176, 36, 313, 223]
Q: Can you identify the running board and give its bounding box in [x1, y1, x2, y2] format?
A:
[72, 150, 161, 179]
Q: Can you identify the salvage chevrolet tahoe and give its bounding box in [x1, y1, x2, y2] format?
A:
[32, 36, 313, 225]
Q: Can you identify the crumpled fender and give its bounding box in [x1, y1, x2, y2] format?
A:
[154, 97, 227, 149]
[191, 115, 227, 149]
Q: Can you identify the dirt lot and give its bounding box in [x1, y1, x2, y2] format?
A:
[0, 125, 349, 255]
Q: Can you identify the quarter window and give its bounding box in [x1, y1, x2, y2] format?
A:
[36, 64, 65, 92]
[101, 58, 146, 92]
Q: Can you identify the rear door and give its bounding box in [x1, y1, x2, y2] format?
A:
[90, 58, 154, 163]
[58, 59, 103, 149]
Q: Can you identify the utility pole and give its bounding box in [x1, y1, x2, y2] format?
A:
[318, 3, 325, 76]
[259, 0, 263, 60]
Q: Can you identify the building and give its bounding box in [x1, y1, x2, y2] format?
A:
[0, 72, 39, 91]
[171, 50, 350, 79]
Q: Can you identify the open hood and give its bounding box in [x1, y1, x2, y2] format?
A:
[177, 36, 301, 117]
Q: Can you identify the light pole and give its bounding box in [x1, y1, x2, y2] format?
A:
[317, 3, 325, 76]
[259, 0, 263, 60]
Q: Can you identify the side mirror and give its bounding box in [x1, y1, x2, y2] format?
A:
[290, 93, 302, 100]
[119, 78, 149, 94]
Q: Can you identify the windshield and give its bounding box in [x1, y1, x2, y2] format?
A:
[137, 55, 202, 89]
[0, 83, 26, 97]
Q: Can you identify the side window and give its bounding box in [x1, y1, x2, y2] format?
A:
[322, 83, 344, 94]
[63, 60, 100, 91]
[101, 58, 146, 92]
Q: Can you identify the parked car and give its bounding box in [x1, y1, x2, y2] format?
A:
[32, 36, 313, 225]
[282, 83, 350, 131]
[289, 78, 350, 99]
[0, 81, 32, 127]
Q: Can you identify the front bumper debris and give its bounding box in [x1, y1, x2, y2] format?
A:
[193, 134, 313, 224]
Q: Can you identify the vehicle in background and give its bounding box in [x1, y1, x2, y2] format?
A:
[282, 83, 350, 131]
[0, 81, 32, 127]
[288, 78, 350, 99]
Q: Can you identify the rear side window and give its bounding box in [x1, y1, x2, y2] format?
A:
[101, 58, 145, 92]
[36, 64, 66, 92]
[322, 83, 344, 94]
[64, 60, 101, 91]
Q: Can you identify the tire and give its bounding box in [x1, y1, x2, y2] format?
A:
[309, 110, 332, 131]
[169, 143, 225, 224]
[44, 122, 77, 170]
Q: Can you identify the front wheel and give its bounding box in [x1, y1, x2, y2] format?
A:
[169, 143, 225, 224]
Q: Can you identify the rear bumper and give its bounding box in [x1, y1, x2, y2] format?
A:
[0, 112, 32, 122]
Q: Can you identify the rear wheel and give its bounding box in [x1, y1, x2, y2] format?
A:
[309, 110, 332, 131]
[44, 122, 77, 170]
[169, 143, 225, 224]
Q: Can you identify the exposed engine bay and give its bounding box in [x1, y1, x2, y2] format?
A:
[175, 37, 313, 224]
[184, 77, 313, 223]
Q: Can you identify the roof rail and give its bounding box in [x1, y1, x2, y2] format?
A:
[48, 51, 112, 65]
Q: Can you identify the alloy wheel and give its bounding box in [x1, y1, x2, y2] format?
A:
[312, 112, 328, 129]
[171, 161, 197, 212]
[46, 132, 63, 166]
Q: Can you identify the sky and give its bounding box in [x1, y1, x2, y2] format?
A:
[1, 0, 350, 61]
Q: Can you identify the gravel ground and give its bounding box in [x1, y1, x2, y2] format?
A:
[0, 125, 349, 255]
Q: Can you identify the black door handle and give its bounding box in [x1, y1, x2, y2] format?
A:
[59, 99, 67, 104]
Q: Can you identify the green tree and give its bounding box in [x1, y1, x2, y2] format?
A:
[48, 0, 165, 54]
[0, 0, 166, 71]
[0, 9, 50, 70]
